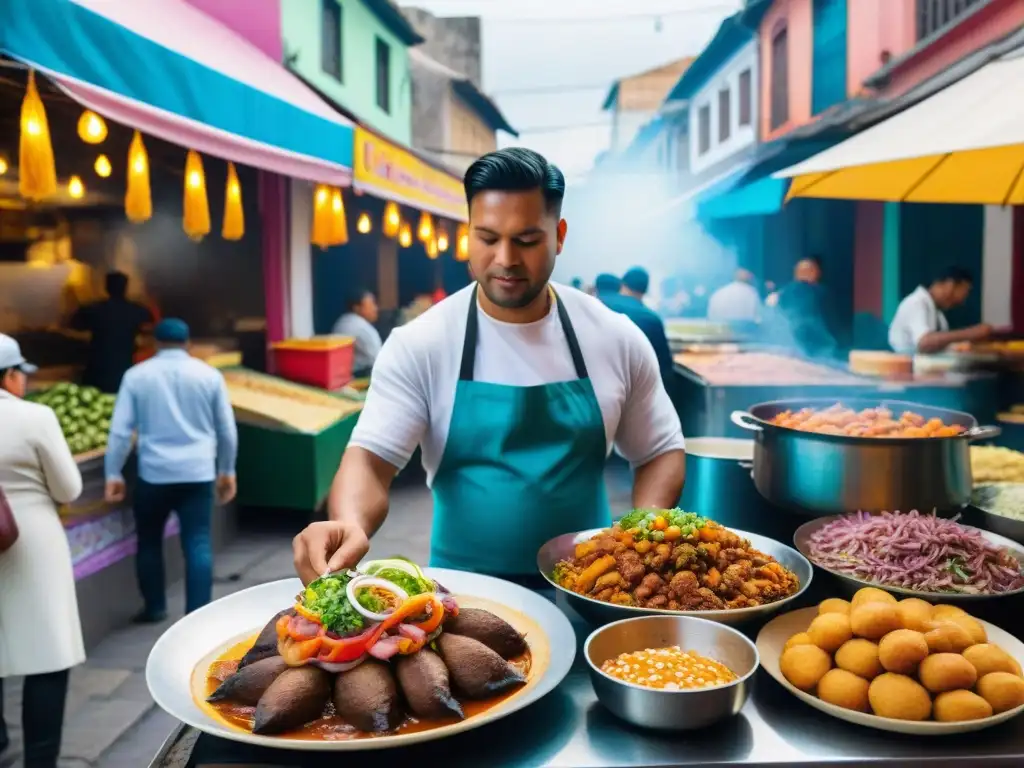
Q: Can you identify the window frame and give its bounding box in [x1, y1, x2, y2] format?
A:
[697, 104, 711, 155]
[375, 37, 391, 114]
[718, 86, 731, 143]
[769, 23, 789, 131]
[738, 68, 752, 127]
[320, 0, 343, 82]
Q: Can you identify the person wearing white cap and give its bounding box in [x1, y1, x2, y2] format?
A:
[0, 334, 86, 767]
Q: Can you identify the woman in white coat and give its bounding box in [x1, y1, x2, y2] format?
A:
[0, 334, 86, 768]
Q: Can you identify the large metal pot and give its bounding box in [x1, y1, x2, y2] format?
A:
[680, 438, 758, 527]
[731, 398, 1000, 516]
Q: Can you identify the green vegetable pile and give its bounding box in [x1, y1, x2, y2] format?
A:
[363, 557, 434, 596]
[301, 573, 366, 636]
[616, 508, 707, 542]
[27, 383, 115, 456]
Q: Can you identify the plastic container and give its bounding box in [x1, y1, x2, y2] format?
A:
[272, 336, 354, 390]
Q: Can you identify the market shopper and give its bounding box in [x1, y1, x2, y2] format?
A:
[593, 272, 622, 299]
[707, 268, 762, 324]
[888, 267, 992, 354]
[71, 270, 154, 394]
[332, 288, 383, 377]
[606, 267, 673, 379]
[104, 319, 238, 622]
[773, 257, 839, 359]
[0, 334, 85, 768]
[293, 147, 686, 583]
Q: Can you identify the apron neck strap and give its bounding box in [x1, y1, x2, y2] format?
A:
[460, 285, 590, 381]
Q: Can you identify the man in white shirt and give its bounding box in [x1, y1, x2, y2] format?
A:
[888, 267, 991, 354]
[293, 148, 686, 581]
[707, 268, 762, 323]
[332, 288, 383, 376]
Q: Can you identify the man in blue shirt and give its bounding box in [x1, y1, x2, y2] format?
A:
[104, 319, 238, 622]
[612, 267, 673, 378]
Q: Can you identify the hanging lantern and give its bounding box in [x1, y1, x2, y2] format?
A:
[455, 223, 469, 261]
[19, 70, 57, 201]
[398, 221, 413, 248]
[183, 150, 211, 240]
[436, 227, 450, 252]
[0, 157, 8, 176]
[311, 184, 333, 249]
[356, 212, 372, 234]
[417, 211, 434, 242]
[383, 201, 401, 238]
[77, 110, 107, 144]
[94, 154, 112, 178]
[328, 187, 349, 246]
[67, 175, 85, 200]
[221, 161, 245, 241]
[426, 235, 439, 260]
[125, 131, 152, 223]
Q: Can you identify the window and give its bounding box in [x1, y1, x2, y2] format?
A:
[770, 26, 789, 130]
[698, 105, 710, 154]
[375, 37, 391, 113]
[738, 69, 752, 126]
[811, 0, 848, 115]
[321, 0, 342, 81]
[916, 0, 983, 42]
[718, 88, 731, 142]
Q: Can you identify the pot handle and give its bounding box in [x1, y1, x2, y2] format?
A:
[965, 425, 1001, 441]
[730, 411, 762, 432]
[738, 460, 754, 471]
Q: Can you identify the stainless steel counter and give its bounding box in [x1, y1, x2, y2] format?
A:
[150, 589, 1024, 768]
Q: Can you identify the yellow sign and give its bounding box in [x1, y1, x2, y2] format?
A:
[353, 127, 467, 222]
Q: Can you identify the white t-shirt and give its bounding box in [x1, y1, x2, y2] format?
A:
[350, 283, 685, 485]
[888, 286, 949, 353]
[332, 313, 383, 371]
[707, 281, 762, 323]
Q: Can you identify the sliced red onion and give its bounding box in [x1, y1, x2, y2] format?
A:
[398, 623, 426, 644]
[440, 595, 459, 613]
[368, 635, 403, 660]
[289, 615, 321, 640]
[311, 654, 367, 673]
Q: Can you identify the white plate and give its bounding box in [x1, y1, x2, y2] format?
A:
[757, 607, 1024, 735]
[145, 568, 576, 751]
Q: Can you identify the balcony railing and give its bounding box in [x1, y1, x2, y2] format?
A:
[916, 0, 985, 41]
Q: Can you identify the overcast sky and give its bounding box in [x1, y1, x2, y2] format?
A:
[400, 0, 741, 182]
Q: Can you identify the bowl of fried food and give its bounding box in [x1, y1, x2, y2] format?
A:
[757, 587, 1024, 734]
[585, 615, 758, 730]
[539, 509, 812, 626]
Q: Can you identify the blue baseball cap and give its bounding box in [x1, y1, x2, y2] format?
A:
[622, 267, 650, 295]
[154, 318, 190, 343]
[594, 273, 621, 294]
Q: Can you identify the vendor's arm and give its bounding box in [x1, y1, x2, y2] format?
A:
[294, 333, 429, 583]
[916, 324, 992, 354]
[614, 321, 686, 509]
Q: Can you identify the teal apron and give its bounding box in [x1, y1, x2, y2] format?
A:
[430, 286, 612, 575]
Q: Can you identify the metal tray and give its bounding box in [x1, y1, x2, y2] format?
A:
[793, 514, 1024, 602]
[537, 527, 813, 627]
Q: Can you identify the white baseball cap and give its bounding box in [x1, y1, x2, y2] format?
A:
[0, 334, 38, 374]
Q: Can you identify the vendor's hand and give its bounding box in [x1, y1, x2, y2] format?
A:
[293, 520, 369, 585]
[970, 323, 994, 340]
[104, 479, 126, 504]
[216, 474, 237, 506]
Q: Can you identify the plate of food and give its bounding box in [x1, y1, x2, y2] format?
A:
[757, 589, 1024, 734]
[794, 510, 1024, 601]
[146, 559, 576, 750]
[537, 509, 812, 626]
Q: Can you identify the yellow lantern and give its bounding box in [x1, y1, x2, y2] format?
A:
[436, 227, 450, 252]
[19, 70, 57, 201]
[67, 175, 85, 199]
[183, 150, 211, 239]
[383, 201, 401, 238]
[77, 110, 107, 144]
[125, 131, 152, 223]
[417, 211, 434, 242]
[426, 236, 438, 259]
[329, 187, 349, 245]
[398, 221, 413, 248]
[0, 157, 8, 176]
[356, 212, 372, 234]
[311, 183, 332, 249]
[94, 154, 112, 178]
[456, 223, 469, 261]
[222, 161, 245, 241]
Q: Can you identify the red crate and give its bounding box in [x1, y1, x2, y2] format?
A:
[272, 337, 354, 390]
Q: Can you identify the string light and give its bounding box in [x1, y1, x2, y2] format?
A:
[77, 110, 108, 144]
[417, 211, 434, 241]
[357, 212, 372, 234]
[94, 154, 112, 178]
[436, 227, 450, 252]
[398, 221, 413, 248]
[67, 175, 85, 199]
[0, 157, 8, 176]
[125, 131, 152, 223]
[383, 201, 401, 238]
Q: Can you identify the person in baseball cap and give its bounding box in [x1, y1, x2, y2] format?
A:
[0, 333, 38, 398]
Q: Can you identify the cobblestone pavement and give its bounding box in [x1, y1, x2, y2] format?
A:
[1, 465, 631, 767]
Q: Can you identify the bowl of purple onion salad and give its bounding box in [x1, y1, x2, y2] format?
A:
[794, 510, 1024, 602]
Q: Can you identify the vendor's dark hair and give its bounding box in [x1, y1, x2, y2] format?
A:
[464, 148, 565, 215]
[106, 270, 128, 299]
[346, 287, 372, 311]
[935, 266, 973, 285]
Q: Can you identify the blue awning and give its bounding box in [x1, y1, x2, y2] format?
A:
[696, 174, 788, 220]
[0, 0, 354, 184]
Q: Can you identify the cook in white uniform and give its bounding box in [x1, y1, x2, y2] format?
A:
[888, 267, 991, 354]
[707, 268, 762, 323]
[0, 334, 85, 766]
[293, 148, 686, 582]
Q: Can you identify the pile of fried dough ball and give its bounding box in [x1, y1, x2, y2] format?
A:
[780, 587, 1024, 722]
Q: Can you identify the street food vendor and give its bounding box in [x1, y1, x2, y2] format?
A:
[888, 267, 992, 354]
[332, 288, 383, 377]
[70, 271, 153, 393]
[293, 148, 686, 584]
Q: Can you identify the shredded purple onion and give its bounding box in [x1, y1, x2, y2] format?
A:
[807, 510, 1024, 595]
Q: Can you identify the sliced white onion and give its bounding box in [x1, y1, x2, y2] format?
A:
[346, 576, 409, 622]
[312, 654, 367, 674]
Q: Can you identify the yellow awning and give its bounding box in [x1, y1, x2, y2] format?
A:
[776, 48, 1024, 205]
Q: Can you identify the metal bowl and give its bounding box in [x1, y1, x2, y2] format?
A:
[537, 527, 813, 627]
[971, 484, 1024, 545]
[584, 615, 758, 731]
[794, 514, 1024, 602]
